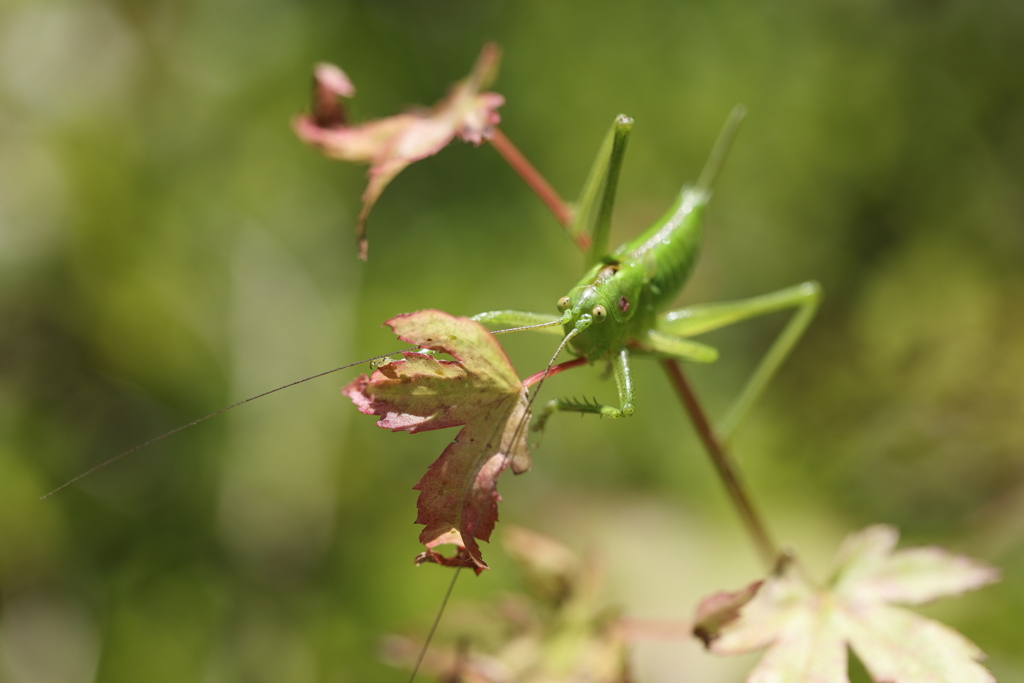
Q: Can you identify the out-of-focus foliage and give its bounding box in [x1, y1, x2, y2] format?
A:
[293, 44, 503, 259]
[699, 526, 1001, 683]
[0, 1, 1021, 682]
[383, 526, 628, 682]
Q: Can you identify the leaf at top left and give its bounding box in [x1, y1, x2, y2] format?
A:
[293, 44, 504, 260]
[343, 310, 529, 571]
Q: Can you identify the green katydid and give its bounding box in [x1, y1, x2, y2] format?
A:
[475, 107, 821, 447]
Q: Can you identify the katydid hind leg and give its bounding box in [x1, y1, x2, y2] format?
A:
[533, 348, 636, 432]
[640, 329, 720, 364]
[657, 281, 822, 441]
[695, 105, 747, 196]
[571, 115, 633, 269]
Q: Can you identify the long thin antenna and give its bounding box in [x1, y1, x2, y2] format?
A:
[695, 104, 746, 195]
[522, 328, 580, 409]
[41, 348, 415, 499]
[407, 566, 463, 683]
[406, 326, 583, 682]
[507, 326, 582, 454]
[491, 318, 563, 335]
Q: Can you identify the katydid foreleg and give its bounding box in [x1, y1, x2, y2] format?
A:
[471, 310, 563, 333]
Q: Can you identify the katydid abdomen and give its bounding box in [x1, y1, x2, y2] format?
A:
[614, 187, 707, 309]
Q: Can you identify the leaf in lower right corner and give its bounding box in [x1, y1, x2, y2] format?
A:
[698, 525, 1000, 683]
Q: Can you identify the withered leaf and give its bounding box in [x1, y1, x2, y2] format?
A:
[294, 44, 504, 259]
[344, 310, 529, 569]
[693, 579, 764, 647]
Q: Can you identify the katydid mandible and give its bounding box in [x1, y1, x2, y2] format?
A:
[476, 107, 821, 442]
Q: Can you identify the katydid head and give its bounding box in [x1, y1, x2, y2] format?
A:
[555, 290, 620, 360]
[554, 261, 645, 360]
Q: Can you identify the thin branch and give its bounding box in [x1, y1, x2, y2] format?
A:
[615, 617, 693, 642]
[522, 357, 587, 388]
[488, 128, 580, 240]
[660, 359, 777, 568]
[41, 348, 416, 499]
[408, 566, 462, 683]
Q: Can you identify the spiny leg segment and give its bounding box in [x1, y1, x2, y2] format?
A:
[532, 347, 636, 432]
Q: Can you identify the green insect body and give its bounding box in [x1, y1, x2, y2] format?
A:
[557, 187, 709, 361]
[474, 108, 822, 441]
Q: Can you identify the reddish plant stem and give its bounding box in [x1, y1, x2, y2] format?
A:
[522, 357, 587, 388]
[660, 359, 777, 568]
[615, 617, 693, 642]
[489, 128, 585, 247]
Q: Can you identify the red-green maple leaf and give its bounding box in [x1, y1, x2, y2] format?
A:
[694, 525, 1000, 683]
[343, 310, 529, 570]
[293, 44, 504, 260]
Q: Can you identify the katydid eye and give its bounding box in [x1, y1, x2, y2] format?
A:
[592, 305, 607, 321]
[557, 296, 571, 311]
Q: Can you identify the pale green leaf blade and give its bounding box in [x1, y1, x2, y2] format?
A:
[848, 547, 1000, 606]
[710, 569, 813, 654]
[842, 603, 995, 683]
[831, 525, 1000, 605]
[698, 525, 1000, 683]
[829, 525, 899, 588]
[745, 605, 848, 683]
[386, 309, 521, 391]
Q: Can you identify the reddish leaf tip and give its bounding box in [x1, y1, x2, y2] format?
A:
[692, 580, 764, 647]
[311, 62, 354, 128]
[415, 546, 487, 575]
[294, 46, 505, 259]
[314, 62, 355, 98]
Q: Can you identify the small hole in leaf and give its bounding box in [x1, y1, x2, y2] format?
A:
[848, 647, 871, 683]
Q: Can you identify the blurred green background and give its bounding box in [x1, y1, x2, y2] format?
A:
[1, 0, 1022, 680]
